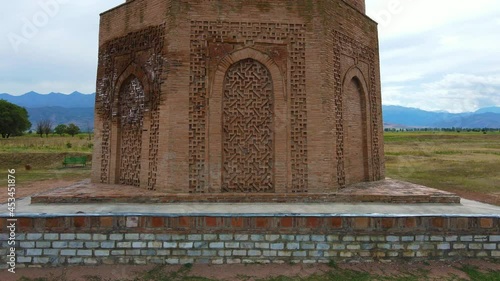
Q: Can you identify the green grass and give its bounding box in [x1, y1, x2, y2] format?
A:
[384, 131, 500, 205]
[0, 134, 93, 153]
[0, 135, 93, 187]
[15, 264, 500, 281]
[2, 132, 499, 205]
[459, 265, 500, 281]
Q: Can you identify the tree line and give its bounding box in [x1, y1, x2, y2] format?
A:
[0, 99, 88, 138]
[35, 119, 81, 137]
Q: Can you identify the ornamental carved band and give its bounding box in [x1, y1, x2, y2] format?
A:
[189, 21, 308, 193]
[222, 59, 274, 193]
[95, 24, 165, 190]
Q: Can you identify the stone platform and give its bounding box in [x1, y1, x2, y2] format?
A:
[31, 179, 460, 204]
[1, 182, 499, 267]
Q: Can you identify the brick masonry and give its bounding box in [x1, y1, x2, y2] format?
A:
[1, 215, 498, 268]
[92, 0, 385, 196]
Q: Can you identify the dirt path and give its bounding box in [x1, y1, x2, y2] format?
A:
[0, 260, 498, 281]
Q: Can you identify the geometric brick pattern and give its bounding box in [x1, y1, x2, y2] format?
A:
[222, 58, 274, 193]
[189, 21, 308, 193]
[118, 77, 145, 187]
[95, 24, 165, 190]
[92, 0, 387, 195]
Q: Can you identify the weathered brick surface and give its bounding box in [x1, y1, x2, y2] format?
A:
[0, 215, 498, 267]
[91, 0, 385, 198]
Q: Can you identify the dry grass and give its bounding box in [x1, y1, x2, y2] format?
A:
[0, 135, 92, 188]
[1, 133, 499, 205]
[384, 131, 500, 205]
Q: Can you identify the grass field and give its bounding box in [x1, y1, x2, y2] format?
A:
[384, 131, 500, 205]
[0, 134, 93, 187]
[0, 132, 499, 205]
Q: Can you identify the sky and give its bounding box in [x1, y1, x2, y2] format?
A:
[1, 0, 499, 113]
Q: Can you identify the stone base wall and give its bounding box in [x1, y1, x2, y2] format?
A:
[1, 215, 498, 268]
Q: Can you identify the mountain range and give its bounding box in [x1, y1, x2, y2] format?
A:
[0, 92, 95, 131]
[383, 105, 500, 128]
[1, 92, 499, 129]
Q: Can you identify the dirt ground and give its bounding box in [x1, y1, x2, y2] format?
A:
[0, 260, 499, 281]
[0, 179, 78, 204]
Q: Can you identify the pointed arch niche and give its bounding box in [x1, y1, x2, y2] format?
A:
[208, 48, 289, 194]
[342, 67, 373, 185]
[109, 63, 152, 188]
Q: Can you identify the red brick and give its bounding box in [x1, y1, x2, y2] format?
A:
[46, 218, 61, 228]
[480, 218, 493, 229]
[18, 218, 33, 228]
[91, 0, 384, 198]
[151, 217, 164, 228]
[281, 217, 293, 228]
[179, 216, 190, 227]
[353, 217, 370, 229]
[306, 217, 320, 228]
[232, 217, 243, 228]
[331, 217, 342, 228]
[381, 218, 394, 229]
[205, 217, 217, 227]
[431, 217, 444, 228]
[256, 218, 269, 228]
[74, 217, 86, 228]
[404, 217, 417, 228]
[100, 217, 114, 228]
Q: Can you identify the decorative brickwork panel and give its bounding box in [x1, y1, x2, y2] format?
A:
[190, 21, 307, 193]
[333, 30, 381, 187]
[222, 58, 274, 193]
[118, 77, 145, 187]
[95, 24, 165, 189]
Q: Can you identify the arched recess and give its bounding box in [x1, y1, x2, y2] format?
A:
[208, 48, 288, 193]
[109, 63, 152, 187]
[341, 67, 372, 185]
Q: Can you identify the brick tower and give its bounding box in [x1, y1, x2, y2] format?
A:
[92, 0, 384, 200]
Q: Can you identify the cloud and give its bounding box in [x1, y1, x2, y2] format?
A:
[1, 0, 499, 114]
[0, 0, 123, 95]
[367, 1, 500, 112]
[382, 74, 500, 113]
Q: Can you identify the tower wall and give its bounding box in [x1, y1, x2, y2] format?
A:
[343, 0, 366, 14]
[92, 0, 384, 198]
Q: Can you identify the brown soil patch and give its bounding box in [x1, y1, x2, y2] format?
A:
[453, 190, 500, 206]
[0, 260, 498, 281]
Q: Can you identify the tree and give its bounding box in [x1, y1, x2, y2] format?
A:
[54, 124, 68, 136]
[36, 119, 53, 137]
[66, 123, 81, 137]
[0, 99, 31, 138]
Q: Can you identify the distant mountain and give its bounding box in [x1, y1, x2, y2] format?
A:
[475, 107, 500, 114]
[0, 92, 95, 131]
[383, 105, 500, 128]
[0, 91, 95, 108]
[1, 92, 499, 129]
[26, 107, 94, 131]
